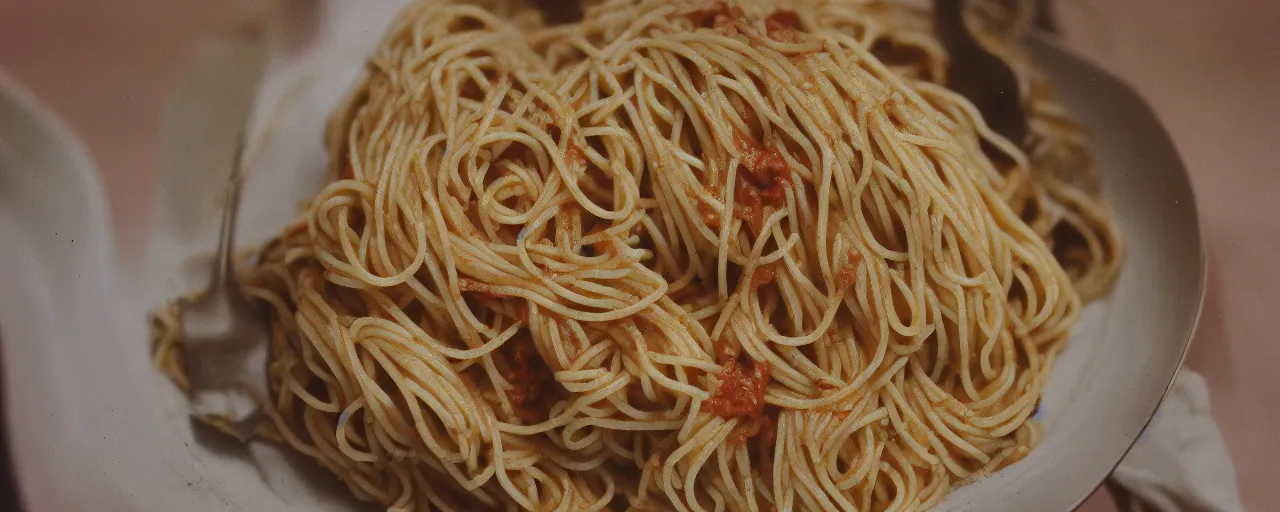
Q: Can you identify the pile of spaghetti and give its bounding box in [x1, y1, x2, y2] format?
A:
[153, 0, 1122, 510]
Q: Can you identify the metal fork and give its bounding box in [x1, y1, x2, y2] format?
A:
[177, 136, 271, 442]
[934, 0, 1029, 149]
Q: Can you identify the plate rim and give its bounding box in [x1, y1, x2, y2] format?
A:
[1026, 31, 1208, 511]
[0, 65, 117, 511]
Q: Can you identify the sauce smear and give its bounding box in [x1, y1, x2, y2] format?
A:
[734, 173, 766, 234]
[728, 414, 776, 446]
[765, 10, 803, 43]
[687, 1, 742, 33]
[460, 278, 510, 299]
[503, 334, 556, 422]
[750, 266, 777, 290]
[704, 356, 775, 445]
[704, 358, 770, 419]
[836, 251, 863, 289]
[731, 131, 793, 233]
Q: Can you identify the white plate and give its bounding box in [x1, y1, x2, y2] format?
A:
[0, 21, 1203, 512]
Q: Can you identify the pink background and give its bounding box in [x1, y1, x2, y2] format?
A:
[1, 1, 1275, 510]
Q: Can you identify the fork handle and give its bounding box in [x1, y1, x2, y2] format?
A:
[1035, 0, 1059, 34]
[211, 137, 246, 291]
[933, 0, 970, 50]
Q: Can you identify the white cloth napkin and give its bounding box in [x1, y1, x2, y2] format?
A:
[1108, 370, 1244, 512]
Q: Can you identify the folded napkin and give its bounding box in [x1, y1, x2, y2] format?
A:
[1108, 371, 1243, 512]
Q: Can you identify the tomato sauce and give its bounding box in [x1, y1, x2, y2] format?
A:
[713, 338, 739, 362]
[735, 132, 790, 186]
[758, 176, 789, 207]
[687, 1, 742, 33]
[733, 173, 766, 234]
[502, 334, 556, 423]
[750, 265, 777, 290]
[731, 131, 793, 233]
[698, 199, 722, 228]
[704, 358, 770, 419]
[836, 251, 863, 289]
[765, 10, 802, 43]
[459, 278, 510, 299]
[704, 355, 775, 446]
[728, 414, 776, 446]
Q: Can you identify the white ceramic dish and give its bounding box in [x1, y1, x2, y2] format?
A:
[0, 13, 1202, 512]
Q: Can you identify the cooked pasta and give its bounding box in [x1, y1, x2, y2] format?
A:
[152, 1, 1122, 510]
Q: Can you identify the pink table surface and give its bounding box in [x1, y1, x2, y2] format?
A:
[1, 1, 1276, 510]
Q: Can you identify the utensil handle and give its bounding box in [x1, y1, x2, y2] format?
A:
[211, 136, 246, 291]
[933, 0, 971, 49]
[1035, 0, 1059, 34]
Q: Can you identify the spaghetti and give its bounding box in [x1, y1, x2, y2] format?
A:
[153, 0, 1122, 510]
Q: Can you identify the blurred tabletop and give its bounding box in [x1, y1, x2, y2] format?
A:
[1, 1, 1277, 511]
